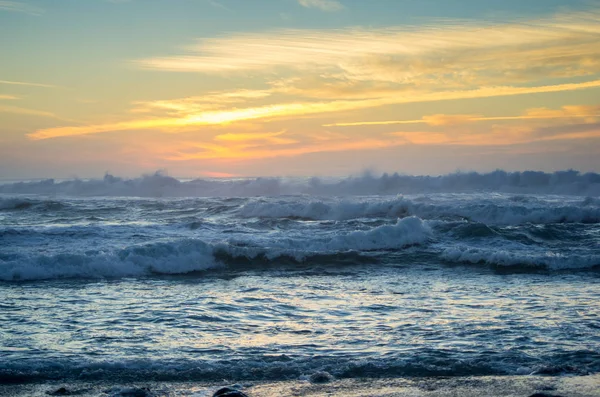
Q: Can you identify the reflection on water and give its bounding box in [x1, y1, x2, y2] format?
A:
[1, 266, 599, 381]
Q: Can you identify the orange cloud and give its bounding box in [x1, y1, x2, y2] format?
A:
[392, 121, 600, 146]
[29, 80, 600, 140]
[168, 137, 403, 161]
[422, 114, 478, 126]
[214, 131, 297, 145]
[327, 105, 600, 127]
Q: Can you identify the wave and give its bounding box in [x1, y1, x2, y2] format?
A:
[239, 197, 600, 225]
[3, 194, 599, 227]
[0, 197, 66, 211]
[441, 246, 600, 270]
[0, 217, 429, 281]
[1, 169, 599, 197]
[0, 239, 220, 281]
[1, 349, 597, 383]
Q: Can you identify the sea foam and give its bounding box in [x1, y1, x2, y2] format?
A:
[442, 246, 600, 270]
[238, 197, 600, 225]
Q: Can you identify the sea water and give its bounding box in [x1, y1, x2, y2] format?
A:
[0, 171, 599, 388]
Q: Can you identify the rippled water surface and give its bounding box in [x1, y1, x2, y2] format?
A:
[2, 268, 600, 382]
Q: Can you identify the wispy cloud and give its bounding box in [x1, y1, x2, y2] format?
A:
[0, 1, 43, 15]
[206, 0, 228, 10]
[326, 105, 600, 127]
[19, 4, 600, 171]
[0, 79, 57, 89]
[136, 8, 600, 91]
[392, 123, 600, 147]
[0, 105, 62, 119]
[129, 89, 272, 115]
[214, 130, 297, 145]
[383, 106, 600, 147]
[297, 0, 343, 12]
[0, 95, 18, 100]
[167, 136, 399, 161]
[28, 79, 600, 140]
[133, 112, 600, 163]
[106, 0, 228, 9]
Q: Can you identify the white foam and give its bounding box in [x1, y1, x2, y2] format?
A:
[239, 198, 411, 220]
[327, 216, 430, 251]
[239, 197, 600, 225]
[0, 239, 221, 281]
[442, 246, 600, 270]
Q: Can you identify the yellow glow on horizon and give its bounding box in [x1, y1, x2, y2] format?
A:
[166, 137, 402, 161]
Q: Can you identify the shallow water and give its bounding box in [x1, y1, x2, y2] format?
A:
[2, 266, 600, 382]
[1, 174, 599, 384]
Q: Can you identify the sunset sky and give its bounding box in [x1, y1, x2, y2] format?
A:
[1, 0, 600, 178]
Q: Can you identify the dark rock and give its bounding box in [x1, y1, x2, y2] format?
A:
[213, 386, 248, 397]
[533, 365, 579, 375]
[308, 371, 334, 384]
[47, 387, 71, 396]
[528, 393, 565, 397]
[108, 387, 154, 397]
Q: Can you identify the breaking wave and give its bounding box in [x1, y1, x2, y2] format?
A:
[0, 217, 430, 281]
[441, 246, 600, 271]
[1, 349, 598, 383]
[239, 197, 600, 225]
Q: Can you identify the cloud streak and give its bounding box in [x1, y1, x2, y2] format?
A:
[0, 80, 57, 89]
[0, 1, 43, 15]
[392, 123, 600, 147]
[135, 8, 600, 92]
[28, 79, 600, 140]
[326, 105, 600, 127]
[0, 105, 62, 119]
[167, 136, 399, 161]
[297, 0, 343, 12]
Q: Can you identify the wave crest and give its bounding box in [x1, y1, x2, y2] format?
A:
[0, 217, 430, 281]
[239, 197, 600, 225]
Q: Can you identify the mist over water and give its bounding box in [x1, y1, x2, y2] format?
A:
[1, 169, 599, 197]
[1, 169, 599, 385]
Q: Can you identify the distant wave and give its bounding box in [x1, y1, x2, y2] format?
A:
[442, 246, 600, 271]
[239, 197, 600, 225]
[0, 197, 66, 211]
[1, 169, 599, 197]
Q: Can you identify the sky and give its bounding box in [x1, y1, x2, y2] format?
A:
[1, 0, 600, 178]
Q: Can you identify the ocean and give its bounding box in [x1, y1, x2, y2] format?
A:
[0, 170, 599, 396]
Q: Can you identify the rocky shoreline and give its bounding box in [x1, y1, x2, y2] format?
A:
[0, 374, 598, 397]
